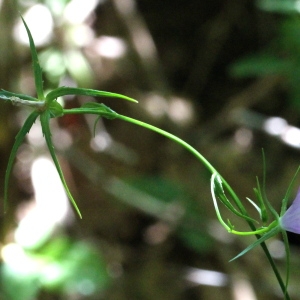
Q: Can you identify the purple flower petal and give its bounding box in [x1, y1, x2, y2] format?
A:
[280, 188, 300, 234]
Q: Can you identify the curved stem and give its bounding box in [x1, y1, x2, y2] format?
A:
[211, 173, 278, 235]
[230, 220, 278, 236]
[63, 108, 289, 298]
[116, 115, 252, 215]
[115, 114, 289, 298]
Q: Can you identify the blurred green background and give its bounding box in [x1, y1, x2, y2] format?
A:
[1, 0, 300, 299]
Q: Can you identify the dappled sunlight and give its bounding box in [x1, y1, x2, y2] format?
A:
[26, 119, 45, 147]
[143, 93, 168, 118]
[63, 0, 99, 24]
[1, 153, 110, 298]
[185, 267, 228, 287]
[233, 108, 300, 150]
[14, 4, 53, 46]
[14, 156, 71, 249]
[281, 126, 300, 148]
[268, 239, 285, 259]
[3, 0, 300, 299]
[91, 36, 127, 59]
[263, 116, 288, 136]
[90, 131, 112, 151]
[67, 24, 94, 47]
[142, 93, 195, 126]
[234, 128, 253, 151]
[31, 157, 70, 223]
[232, 276, 257, 300]
[1, 243, 39, 274]
[168, 96, 195, 126]
[264, 116, 300, 149]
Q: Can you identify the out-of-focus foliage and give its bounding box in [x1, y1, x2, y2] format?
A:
[231, 1, 300, 108]
[257, 0, 300, 14]
[126, 176, 213, 253]
[2, 0, 300, 299]
[1, 238, 110, 300]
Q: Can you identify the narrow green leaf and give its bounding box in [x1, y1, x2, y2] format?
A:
[281, 164, 300, 215]
[63, 106, 118, 121]
[21, 16, 44, 100]
[62, 104, 117, 136]
[81, 102, 118, 119]
[261, 150, 279, 220]
[81, 102, 115, 110]
[229, 226, 280, 262]
[246, 197, 262, 218]
[230, 53, 290, 78]
[211, 173, 231, 231]
[227, 219, 234, 231]
[4, 111, 39, 212]
[0, 89, 38, 102]
[40, 111, 82, 218]
[46, 87, 137, 103]
[92, 116, 101, 137]
[214, 175, 242, 215]
[213, 174, 258, 223]
[254, 177, 268, 223]
[48, 100, 64, 118]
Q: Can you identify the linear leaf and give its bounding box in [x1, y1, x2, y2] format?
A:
[40, 111, 82, 218]
[213, 174, 257, 223]
[46, 87, 137, 103]
[4, 111, 39, 212]
[81, 102, 118, 119]
[229, 226, 280, 262]
[254, 179, 268, 223]
[48, 100, 64, 118]
[21, 16, 44, 100]
[246, 197, 262, 218]
[63, 106, 118, 120]
[281, 164, 300, 215]
[0, 89, 38, 102]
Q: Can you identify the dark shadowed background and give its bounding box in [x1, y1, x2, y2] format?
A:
[1, 0, 300, 299]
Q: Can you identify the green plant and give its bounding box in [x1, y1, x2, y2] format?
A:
[230, 1, 300, 109]
[1, 16, 299, 299]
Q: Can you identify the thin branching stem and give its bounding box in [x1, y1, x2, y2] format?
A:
[115, 114, 290, 298]
[63, 108, 291, 297]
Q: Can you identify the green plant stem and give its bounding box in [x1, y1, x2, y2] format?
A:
[231, 220, 278, 235]
[282, 230, 290, 299]
[116, 114, 253, 213]
[63, 108, 289, 298]
[116, 114, 289, 299]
